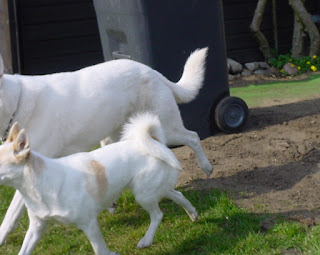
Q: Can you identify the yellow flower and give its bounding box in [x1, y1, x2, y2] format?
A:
[280, 69, 284, 73]
[290, 64, 295, 67]
[307, 61, 311, 65]
[311, 65, 317, 71]
[298, 66, 301, 70]
[313, 55, 317, 59]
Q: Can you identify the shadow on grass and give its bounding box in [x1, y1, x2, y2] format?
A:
[103, 189, 268, 255]
[149, 189, 318, 255]
[152, 189, 264, 255]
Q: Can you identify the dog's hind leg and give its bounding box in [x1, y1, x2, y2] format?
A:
[166, 190, 198, 221]
[80, 219, 120, 255]
[135, 200, 163, 249]
[0, 191, 26, 246]
[155, 97, 212, 176]
[100, 137, 114, 147]
[100, 128, 122, 148]
[165, 126, 212, 177]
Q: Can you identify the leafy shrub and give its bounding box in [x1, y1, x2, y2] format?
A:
[269, 53, 320, 75]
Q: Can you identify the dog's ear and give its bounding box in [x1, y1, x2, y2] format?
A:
[5, 122, 20, 144]
[13, 129, 30, 160]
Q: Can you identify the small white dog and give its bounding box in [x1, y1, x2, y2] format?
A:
[0, 48, 211, 245]
[0, 113, 198, 255]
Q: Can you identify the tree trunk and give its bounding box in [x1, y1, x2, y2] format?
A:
[289, 0, 320, 56]
[292, 9, 306, 58]
[272, 0, 278, 49]
[250, 0, 272, 60]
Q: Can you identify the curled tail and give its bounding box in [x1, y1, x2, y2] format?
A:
[162, 47, 208, 104]
[121, 113, 182, 170]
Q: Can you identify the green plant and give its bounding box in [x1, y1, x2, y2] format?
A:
[269, 53, 320, 75]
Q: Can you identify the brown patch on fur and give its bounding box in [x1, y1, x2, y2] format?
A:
[86, 160, 108, 202]
[152, 136, 159, 142]
[26, 153, 46, 175]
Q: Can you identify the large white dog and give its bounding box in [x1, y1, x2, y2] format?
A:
[0, 48, 211, 245]
[0, 114, 198, 255]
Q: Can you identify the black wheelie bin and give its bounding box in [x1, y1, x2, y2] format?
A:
[93, 0, 249, 139]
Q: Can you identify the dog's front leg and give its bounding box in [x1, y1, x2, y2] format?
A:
[80, 219, 120, 255]
[0, 191, 26, 246]
[18, 213, 47, 255]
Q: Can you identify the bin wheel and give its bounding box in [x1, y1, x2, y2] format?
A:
[214, 96, 249, 133]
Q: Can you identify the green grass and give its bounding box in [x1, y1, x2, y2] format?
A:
[0, 186, 319, 255]
[230, 73, 320, 108]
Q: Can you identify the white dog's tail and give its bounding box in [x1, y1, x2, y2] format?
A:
[162, 47, 208, 104]
[121, 113, 182, 170]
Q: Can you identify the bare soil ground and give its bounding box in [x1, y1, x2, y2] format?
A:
[228, 72, 311, 88]
[174, 75, 320, 226]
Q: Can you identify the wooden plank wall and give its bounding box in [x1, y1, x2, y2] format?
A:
[223, 0, 318, 64]
[15, 0, 103, 74]
[10, 0, 320, 73]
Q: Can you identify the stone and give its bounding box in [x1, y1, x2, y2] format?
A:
[283, 62, 298, 76]
[241, 69, 252, 77]
[227, 58, 243, 74]
[253, 69, 270, 75]
[258, 62, 270, 69]
[245, 62, 260, 72]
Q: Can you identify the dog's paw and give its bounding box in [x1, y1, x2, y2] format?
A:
[107, 208, 116, 214]
[190, 212, 198, 222]
[107, 202, 117, 214]
[202, 162, 213, 177]
[137, 236, 153, 249]
[100, 137, 113, 147]
[186, 209, 198, 222]
[109, 252, 120, 255]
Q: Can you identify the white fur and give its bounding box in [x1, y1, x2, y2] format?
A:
[0, 55, 3, 81]
[0, 115, 198, 255]
[0, 48, 211, 245]
[120, 112, 181, 170]
[167, 47, 208, 103]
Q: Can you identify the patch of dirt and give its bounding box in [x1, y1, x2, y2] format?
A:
[174, 80, 320, 224]
[229, 72, 318, 87]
